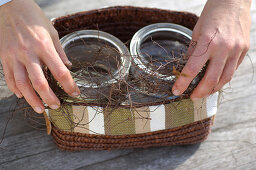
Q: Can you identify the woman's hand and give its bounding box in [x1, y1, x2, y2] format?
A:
[172, 0, 251, 100]
[0, 0, 80, 113]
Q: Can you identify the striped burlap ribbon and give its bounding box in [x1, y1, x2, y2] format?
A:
[46, 92, 219, 135]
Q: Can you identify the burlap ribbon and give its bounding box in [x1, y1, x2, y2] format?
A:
[46, 92, 219, 135]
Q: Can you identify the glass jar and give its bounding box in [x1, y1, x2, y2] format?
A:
[130, 23, 198, 100]
[60, 30, 131, 102]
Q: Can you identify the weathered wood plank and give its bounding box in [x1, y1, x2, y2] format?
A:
[66, 119, 256, 170]
[0, 144, 199, 170]
[0, 130, 54, 164]
[0, 97, 37, 138]
[0, 0, 255, 169]
[0, 130, 134, 170]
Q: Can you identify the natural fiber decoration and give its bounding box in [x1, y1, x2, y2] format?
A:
[47, 6, 217, 150]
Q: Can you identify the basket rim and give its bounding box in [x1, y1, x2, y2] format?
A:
[51, 6, 199, 24]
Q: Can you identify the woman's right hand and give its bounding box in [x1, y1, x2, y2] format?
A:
[0, 0, 80, 113]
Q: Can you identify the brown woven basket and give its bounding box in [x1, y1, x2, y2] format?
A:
[51, 6, 215, 151]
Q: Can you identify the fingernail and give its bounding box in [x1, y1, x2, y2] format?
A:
[71, 92, 79, 97]
[34, 107, 44, 114]
[50, 105, 59, 110]
[173, 89, 180, 96]
[15, 93, 23, 98]
[66, 60, 72, 66]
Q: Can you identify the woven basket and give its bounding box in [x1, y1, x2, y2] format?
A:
[50, 6, 216, 151]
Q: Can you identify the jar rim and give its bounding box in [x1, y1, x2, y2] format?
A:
[130, 23, 192, 81]
[60, 30, 131, 88]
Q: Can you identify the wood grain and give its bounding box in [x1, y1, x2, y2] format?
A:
[0, 0, 255, 169]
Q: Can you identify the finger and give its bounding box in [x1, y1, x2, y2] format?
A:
[25, 57, 60, 109]
[185, 22, 200, 59]
[213, 53, 241, 93]
[13, 61, 44, 113]
[40, 42, 80, 97]
[172, 39, 211, 96]
[236, 45, 249, 69]
[50, 28, 72, 66]
[186, 40, 197, 59]
[1, 59, 23, 98]
[190, 53, 227, 99]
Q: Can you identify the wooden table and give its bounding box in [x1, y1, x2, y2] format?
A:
[0, 0, 256, 169]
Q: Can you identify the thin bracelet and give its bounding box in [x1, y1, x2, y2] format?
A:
[0, 0, 12, 7]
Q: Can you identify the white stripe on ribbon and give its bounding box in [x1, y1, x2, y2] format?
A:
[206, 92, 219, 117]
[149, 105, 165, 131]
[87, 106, 105, 134]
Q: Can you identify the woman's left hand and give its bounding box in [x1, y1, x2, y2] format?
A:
[172, 0, 251, 100]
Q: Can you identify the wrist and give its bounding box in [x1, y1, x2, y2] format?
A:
[207, 0, 251, 8]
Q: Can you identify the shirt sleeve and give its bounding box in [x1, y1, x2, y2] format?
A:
[0, 0, 12, 6]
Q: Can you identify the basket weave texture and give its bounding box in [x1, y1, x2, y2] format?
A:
[51, 6, 214, 151]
